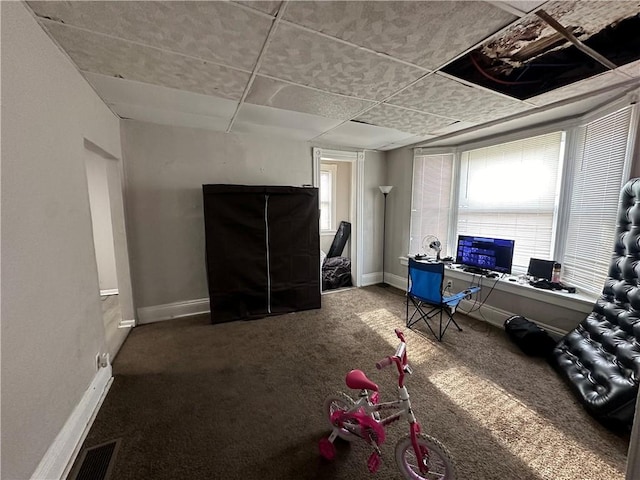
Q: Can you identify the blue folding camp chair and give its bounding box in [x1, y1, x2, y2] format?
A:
[406, 259, 481, 341]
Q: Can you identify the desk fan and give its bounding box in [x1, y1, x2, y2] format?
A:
[421, 235, 442, 261]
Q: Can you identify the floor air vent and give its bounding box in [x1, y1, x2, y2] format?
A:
[68, 439, 121, 480]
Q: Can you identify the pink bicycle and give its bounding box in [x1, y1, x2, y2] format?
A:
[319, 329, 456, 479]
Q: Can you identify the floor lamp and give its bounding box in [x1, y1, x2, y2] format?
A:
[379, 186, 393, 287]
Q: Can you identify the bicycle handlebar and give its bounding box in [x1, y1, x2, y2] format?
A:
[376, 357, 393, 370]
[375, 330, 408, 383]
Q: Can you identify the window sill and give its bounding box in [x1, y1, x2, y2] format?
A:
[398, 256, 596, 314]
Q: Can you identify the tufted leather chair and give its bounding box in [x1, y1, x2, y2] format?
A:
[552, 178, 640, 429]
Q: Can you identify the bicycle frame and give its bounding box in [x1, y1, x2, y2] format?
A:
[326, 329, 429, 475]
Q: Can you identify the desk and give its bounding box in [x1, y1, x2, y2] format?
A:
[399, 256, 596, 336]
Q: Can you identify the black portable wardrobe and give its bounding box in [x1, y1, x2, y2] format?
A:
[202, 185, 321, 323]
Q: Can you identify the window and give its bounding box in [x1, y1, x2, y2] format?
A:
[561, 106, 634, 295]
[409, 103, 637, 296]
[457, 132, 564, 270]
[320, 164, 337, 232]
[409, 153, 454, 256]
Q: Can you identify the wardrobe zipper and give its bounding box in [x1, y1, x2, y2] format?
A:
[264, 194, 271, 314]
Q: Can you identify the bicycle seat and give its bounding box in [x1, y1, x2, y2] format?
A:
[345, 369, 379, 391]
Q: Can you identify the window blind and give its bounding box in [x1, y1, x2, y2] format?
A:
[457, 131, 564, 270]
[561, 106, 633, 295]
[410, 153, 454, 256]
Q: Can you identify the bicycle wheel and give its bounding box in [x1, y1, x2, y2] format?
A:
[395, 433, 456, 480]
[323, 392, 358, 441]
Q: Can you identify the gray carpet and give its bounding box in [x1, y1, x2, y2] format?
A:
[77, 286, 629, 479]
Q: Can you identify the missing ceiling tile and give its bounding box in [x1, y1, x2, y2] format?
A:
[442, 10, 640, 100]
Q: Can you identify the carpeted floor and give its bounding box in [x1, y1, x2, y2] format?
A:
[76, 286, 629, 480]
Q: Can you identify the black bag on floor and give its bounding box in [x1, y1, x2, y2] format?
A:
[504, 315, 557, 357]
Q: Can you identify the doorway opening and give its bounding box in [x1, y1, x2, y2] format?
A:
[312, 148, 363, 293]
[84, 140, 134, 359]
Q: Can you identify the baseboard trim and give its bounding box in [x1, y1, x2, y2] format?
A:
[137, 298, 210, 324]
[31, 364, 113, 480]
[458, 300, 569, 337]
[361, 272, 382, 286]
[385, 273, 406, 291]
[361, 272, 406, 290]
[100, 289, 119, 296]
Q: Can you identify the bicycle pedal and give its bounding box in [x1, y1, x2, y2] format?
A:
[367, 451, 381, 473]
[404, 364, 414, 375]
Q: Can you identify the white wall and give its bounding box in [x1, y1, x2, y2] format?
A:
[85, 148, 118, 292]
[1, 3, 125, 479]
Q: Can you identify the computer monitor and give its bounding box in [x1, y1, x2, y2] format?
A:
[527, 258, 555, 281]
[455, 235, 515, 274]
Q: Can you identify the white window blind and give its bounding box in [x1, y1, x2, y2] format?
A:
[561, 106, 633, 295]
[457, 131, 564, 270]
[410, 153, 454, 256]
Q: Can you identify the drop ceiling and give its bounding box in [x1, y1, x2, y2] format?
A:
[27, 1, 640, 151]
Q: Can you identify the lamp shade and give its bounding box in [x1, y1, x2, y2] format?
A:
[379, 185, 393, 194]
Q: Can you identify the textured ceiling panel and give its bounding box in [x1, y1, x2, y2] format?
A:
[83, 72, 239, 119]
[283, 1, 516, 69]
[388, 73, 531, 122]
[28, 1, 271, 71]
[246, 76, 375, 120]
[315, 121, 414, 150]
[497, 1, 547, 13]
[355, 104, 455, 135]
[619, 59, 640, 78]
[526, 70, 632, 106]
[113, 103, 233, 132]
[235, 1, 281, 16]
[44, 23, 250, 100]
[234, 104, 343, 141]
[260, 23, 425, 100]
[378, 134, 437, 150]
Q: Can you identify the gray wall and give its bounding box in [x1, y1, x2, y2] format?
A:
[385, 147, 414, 279]
[363, 150, 386, 275]
[1, 3, 123, 478]
[121, 120, 313, 309]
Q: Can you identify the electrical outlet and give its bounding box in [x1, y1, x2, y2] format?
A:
[446, 280, 453, 289]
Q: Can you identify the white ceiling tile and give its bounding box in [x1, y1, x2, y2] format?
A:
[246, 76, 375, 120]
[43, 23, 250, 100]
[235, 1, 281, 16]
[260, 23, 425, 101]
[111, 103, 231, 132]
[388, 73, 531, 123]
[496, 1, 547, 14]
[377, 135, 437, 151]
[315, 121, 414, 150]
[234, 103, 343, 140]
[83, 72, 238, 119]
[28, 1, 270, 71]
[417, 86, 634, 147]
[618, 59, 640, 79]
[527, 71, 632, 106]
[355, 105, 455, 135]
[284, 1, 517, 69]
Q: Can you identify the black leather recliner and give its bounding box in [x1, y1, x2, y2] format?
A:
[552, 178, 640, 429]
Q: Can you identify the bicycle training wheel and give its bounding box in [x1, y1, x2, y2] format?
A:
[323, 392, 357, 441]
[395, 433, 456, 480]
